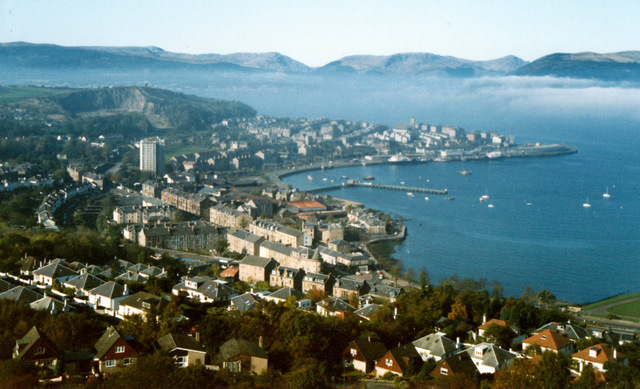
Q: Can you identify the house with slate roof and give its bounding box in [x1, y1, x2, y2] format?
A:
[239, 255, 277, 283]
[172, 276, 238, 303]
[0, 277, 14, 293]
[316, 297, 356, 317]
[354, 303, 380, 321]
[30, 295, 69, 314]
[264, 287, 305, 304]
[375, 343, 423, 377]
[522, 329, 575, 356]
[412, 332, 462, 362]
[13, 326, 61, 369]
[301, 272, 335, 295]
[158, 333, 207, 367]
[227, 229, 264, 256]
[343, 337, 387, 373]
[219, 338, 268, 374]
[430, 352, 478, 383]
[115, 272, 145, 283]
[269, 266, 304, 290]
[63, 273, 104, 297]
[0, 286, 42, 304]
[364, 282, 404, 303]
[533, 321, 591, 341]
[138, 266, 166, 279]
[116, 291, 170, 320]
[228, 292, 261, 313]
[94, 326, 140, 373]
[465, 343, 518, 374]
[571, 343, 628, 372]
[88, 281, 129, 314]
[32, 262, 78, 286]
[333, 277, 370, 300]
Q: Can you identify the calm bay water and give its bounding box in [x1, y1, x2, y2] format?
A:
[284, 129, 640, 304]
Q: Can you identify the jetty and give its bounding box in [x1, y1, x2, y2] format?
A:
[306, 180, 448, 195]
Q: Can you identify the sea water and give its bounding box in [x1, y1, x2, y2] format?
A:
[283, 123, 640, 304]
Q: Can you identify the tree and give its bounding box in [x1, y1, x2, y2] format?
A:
[493, 358, 541, 389]
[214, 238, 228, 254]
[390, 265, 401, 286]
[404, 266, 416, 283]
[418, 267, 430, 290]
[536, 351, 570, 389]
[483, 323, 515, 349]
[538, 290, 556, 309]
[573, 364, 598, 389]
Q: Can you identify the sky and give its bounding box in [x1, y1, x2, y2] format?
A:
[1, 0, 638, 67]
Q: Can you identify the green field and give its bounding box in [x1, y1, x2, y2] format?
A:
[581, 292, 640, 310]
[0, 85, 69, 102]
[607, 299, 640, 318]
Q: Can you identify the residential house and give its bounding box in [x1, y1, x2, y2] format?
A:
[94, 326, 140, 373]
[13, 326, 61, 369]
[228, 292, 260, 313]
[465, 343, 518, 374]
[333, 277, 370, 301]
[32, 262, 78, 286]
[63, 273, 104, 297]
[269, 266, 304, 290]
[287, 200, 327, 214]
[210, 203, 253, 228]
[354, 303, 380, 321]
[430, 352, 478, 383]
[522, 329, 575, 356]
[364, 282, 404, 303]
[117, 291, 169, 320]
[161, 187, 213, 217]
[412, 333, 461, 362]
[239, 255, 277, 283]
[88, 281, 129, 314]
[533, 321, 591, 342]
[138, 221, 220, 251]
[219, 338, 268, 374]
[375, 343, 423, 377]
[571, 343, 628, 373]
[219, 267, 239, 282]
[263, 287, 305, 304]
[30, 295, 69, 314]
[250, 219, 311, 247]
[172, 276, 238, 303]
[259, 241, 322, 274]
[158, 333, 207, 367]
[227, 230, 264, 256]
[316, 297, 356, 318]
[301, 272, 335, 295]
[0, 286, 42, 305]
[343, 338, 387, 373]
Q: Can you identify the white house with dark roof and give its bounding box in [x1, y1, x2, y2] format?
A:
[0, 286, 42, 305]
[30, 295, 69, 314]
[63, 273, 104, 296]
[117, 291, 170, 320]
[172, 276, 238, 303]
[412, 333, 461, 362]
[88, 281, 129, 314]
[228, 292, 261, 313]
[533, 321, 591, 341]
[158, 333, 207, 367]
[32, 263, 78, 286]
[465, 343, 518, 374]
[263, 287, 305, 304]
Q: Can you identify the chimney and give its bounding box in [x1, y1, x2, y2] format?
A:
[456, 337, 460, 348]
[259, 336, 263, 348]
[195, 332, 201, 342]
[614, 349, 617, 359]
[368, 335, 371, 342]
[483, 314, 487, 324]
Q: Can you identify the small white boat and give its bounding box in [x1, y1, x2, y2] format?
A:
[407, 192, 414, 197]
[322, 177, 327, 181]
[526, 202, 532, 206]
[479, 197, 486, 202]
[603, 187, 611, 198]
[583, 197, 591, 208]
[424, 197, 429, 201]
[400, 181, 405, 185]
[307, 175, 313, 181]
[488, 204, 494, 208]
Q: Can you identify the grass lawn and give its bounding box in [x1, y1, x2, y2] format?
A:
[607, 299, 640, 318]
[163, 145, 208, 164]
[581, 292, 640, 311]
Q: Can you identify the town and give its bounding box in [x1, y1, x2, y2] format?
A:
[0, 86, 635, 388]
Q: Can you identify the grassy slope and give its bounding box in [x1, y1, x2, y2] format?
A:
[607, 299, 640, 318]
[581, 292, 640, 310]
[0, 85, 70, 102]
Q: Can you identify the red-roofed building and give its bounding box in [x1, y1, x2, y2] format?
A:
[571, 343, 627, 372]
[220, 267, 239, 282]
[287, 200, 327, 214]
[522, 329, 575, 356]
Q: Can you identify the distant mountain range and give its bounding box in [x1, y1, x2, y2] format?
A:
[2, 42, 640, 80]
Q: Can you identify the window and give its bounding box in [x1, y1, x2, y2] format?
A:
[350, 348, 357, 356]
[176, 356, 188, 367]
[116, 346, 125, 353]
[35, 347, 45, 355]
[105, 359, 116, 368]
[385, 358, 393, 366]
[123, 358, 135, 366]
[440, 368, 448, 376]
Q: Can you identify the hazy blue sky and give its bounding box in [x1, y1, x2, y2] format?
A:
[1, 0, 637, 66]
